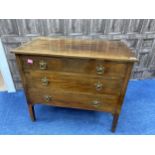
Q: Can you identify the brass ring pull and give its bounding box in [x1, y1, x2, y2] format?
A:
[39, 61, 47, 70]
[95, 81, 103, 91]
[90, 100, 101, 108]
[41, 77, 49, 86]
[44, 95, 52, 102]
[96, 65, 104, 75]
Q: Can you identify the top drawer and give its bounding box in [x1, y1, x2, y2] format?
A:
[20, 55, 127, 78]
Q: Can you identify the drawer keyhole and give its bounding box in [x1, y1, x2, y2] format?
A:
[41, 77, 49, 86]
[90, 100, 101, 108]
[95, 81, 103, 91]
[44, 95, 52, 102]
[39, 61, 47, 70]
[96, 65, 104, 75]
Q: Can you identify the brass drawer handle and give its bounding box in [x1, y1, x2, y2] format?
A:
[44, 95, 52, 102]
[90, 100, 101, 108]
[95, 81, 103, 91]
[96, 65, 104, 75]
[41, 77, 49, 86]
[39, 61, 47, 70]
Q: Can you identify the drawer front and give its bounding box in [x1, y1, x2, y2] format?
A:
[25, 71, 123, 95]
[21, 55, 127, 78]
[27, 89, 118, 113]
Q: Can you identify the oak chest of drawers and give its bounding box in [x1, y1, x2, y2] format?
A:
[12, 37, 137, 132]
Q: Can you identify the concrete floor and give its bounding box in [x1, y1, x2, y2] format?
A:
[0, 71, 6, 91]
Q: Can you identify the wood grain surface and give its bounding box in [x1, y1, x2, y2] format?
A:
[25, 70, 123, 95]
[21, 55, 128, 78]
[27, 88, 118, 113]
[12, 37, 137, 62]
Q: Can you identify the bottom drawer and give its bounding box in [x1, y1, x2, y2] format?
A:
[26, 89, 119, 113]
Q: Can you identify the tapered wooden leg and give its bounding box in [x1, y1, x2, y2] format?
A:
[28, 104, 36, 121]
[111, 113, 119, 132]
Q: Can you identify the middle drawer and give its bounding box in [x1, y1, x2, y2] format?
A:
[25, 71, 122, 95]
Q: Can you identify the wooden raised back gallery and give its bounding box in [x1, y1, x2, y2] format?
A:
[12, 37, 138, 132]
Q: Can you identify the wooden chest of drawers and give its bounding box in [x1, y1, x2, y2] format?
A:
[12, 37, 137, 132]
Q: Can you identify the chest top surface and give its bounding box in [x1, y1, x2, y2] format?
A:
[11, 37, 137, 62]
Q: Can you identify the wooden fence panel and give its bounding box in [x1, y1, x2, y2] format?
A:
[0, 19, 155, 89]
